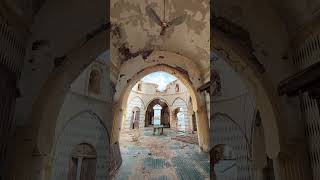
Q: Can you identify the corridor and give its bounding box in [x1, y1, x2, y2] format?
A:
[115, 128, 209, 180]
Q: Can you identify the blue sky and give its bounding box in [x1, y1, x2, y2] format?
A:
[141, 71, 177, 91]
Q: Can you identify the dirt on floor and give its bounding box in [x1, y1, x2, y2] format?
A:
[115, 128, 209, 180]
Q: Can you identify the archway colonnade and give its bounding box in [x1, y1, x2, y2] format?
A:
[124, 96, 192, 132]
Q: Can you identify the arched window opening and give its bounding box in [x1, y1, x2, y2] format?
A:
[175, 84, 180, 92]
[88, 69, 101, 95]
[131, 107, 140, 129]
[68, 143, 97, 180]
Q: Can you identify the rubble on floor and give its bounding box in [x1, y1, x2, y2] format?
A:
[114, 128, 209, 180]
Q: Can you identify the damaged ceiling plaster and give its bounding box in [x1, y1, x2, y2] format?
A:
[111, 0, 210, 72]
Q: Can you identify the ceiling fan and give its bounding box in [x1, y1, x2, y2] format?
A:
[146, 0, 187, 36]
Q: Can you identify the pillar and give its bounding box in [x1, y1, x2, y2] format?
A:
[196, 105, 210, 151]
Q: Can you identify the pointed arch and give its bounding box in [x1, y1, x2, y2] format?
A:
[123, 96, 145, 129]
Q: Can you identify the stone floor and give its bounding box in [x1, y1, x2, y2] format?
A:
[114, 128, 210, 180]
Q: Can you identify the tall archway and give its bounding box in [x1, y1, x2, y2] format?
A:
[211, 31, 282, 158]
[145, 98, 170, 127]
[111, 51, 210, 151]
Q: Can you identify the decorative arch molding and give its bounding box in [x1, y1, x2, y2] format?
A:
[128, 96, 146, 110]
[51, 110, 110, 180]
[171, 97, 187, 107]
[132, 106, 140, 112]
[211, 112, 250, 149]
[145, 97, 170, 111]
[117, 64, 201, 115]
[212, 29, 281, 158]
[55, 110, 111, 147]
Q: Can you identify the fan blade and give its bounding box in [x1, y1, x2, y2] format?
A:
[168, 14, 187, 26]
[146, 5, 162, 26]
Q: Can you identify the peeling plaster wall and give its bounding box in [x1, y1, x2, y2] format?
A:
[212, 0, 310, 159]
[110, 0, 210, 73]
[15, 0, 108, 126]
[110, 0, 210, 151]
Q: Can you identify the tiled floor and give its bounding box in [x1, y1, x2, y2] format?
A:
[114, 128, 209, 180]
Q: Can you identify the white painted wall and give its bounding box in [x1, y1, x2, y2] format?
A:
[211, 57, 257, 179]
[52, 59, 111, 179]
[52, 111, 109, 180]
[123, 96, 145, 129]
[172, 98, 190, 132]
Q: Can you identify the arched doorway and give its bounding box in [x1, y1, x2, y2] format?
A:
[68, 143, 97, 180]
[115, 63, 210, 179]
[172, 98, 189, 133]
[111, 52, 210, 151]
[145, 99, 170, 127]
[130, 107, 140, 129]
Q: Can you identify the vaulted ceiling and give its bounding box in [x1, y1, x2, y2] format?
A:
[110, 0, 210, 73]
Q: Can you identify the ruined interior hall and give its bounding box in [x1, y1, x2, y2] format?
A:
[1, 0, 320, 180]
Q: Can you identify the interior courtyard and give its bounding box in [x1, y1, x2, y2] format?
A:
[114, 72, 209, 179]
[1, 0, 320, 180]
